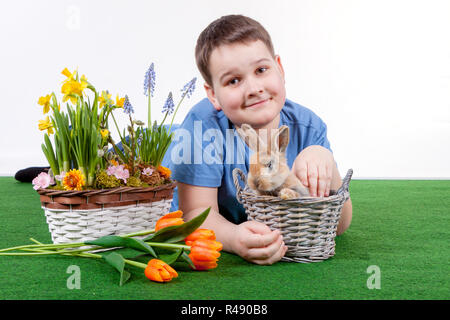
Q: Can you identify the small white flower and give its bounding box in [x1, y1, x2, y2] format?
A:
[142, 167, 154, 176]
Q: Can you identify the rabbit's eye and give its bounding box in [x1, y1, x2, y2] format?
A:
[266, 161, 272, 169]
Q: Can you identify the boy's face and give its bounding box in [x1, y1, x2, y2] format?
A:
[204, 40, 286, 130]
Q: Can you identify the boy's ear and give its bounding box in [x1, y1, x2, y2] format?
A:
[274, 55, 285, 82]
[204, 83, 222, 111]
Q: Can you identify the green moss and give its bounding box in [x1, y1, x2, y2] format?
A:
[47, 185, 65, 190]
[126, 176, 143, 187]
[94, 170, 121, 189]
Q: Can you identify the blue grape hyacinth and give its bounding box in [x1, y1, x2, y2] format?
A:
[181, 77, 197, 99]
[144, 63, 156, 97]
[123, 95, 134, 114]
[162, 92, 175, 115]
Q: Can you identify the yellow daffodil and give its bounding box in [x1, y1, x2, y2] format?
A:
[38, 94, 52, 114]
[61, 78, 88, 105]
[61, 81, 78, 105]
[38, 116, 54, 135]
[61, 67, 77, 81]
[60, 67, 89, 105]
[99, 91, 112, 108]
[100, 129, 109, 139]
[115, 95, 125, 108]
[80, 74, 88, 84]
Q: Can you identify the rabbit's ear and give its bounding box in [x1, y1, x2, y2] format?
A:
[236, 124, 266, 152]
[271, 125, 290, 153]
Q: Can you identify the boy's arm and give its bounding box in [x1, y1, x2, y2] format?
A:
[176, 182, 236, 252]
[292, 145, 353, 235]
[177, 182, 287, 264]
[330, 165, 353, 235]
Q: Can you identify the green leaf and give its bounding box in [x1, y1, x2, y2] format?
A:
[107, 247, 148, 259]
[86, 235, 157, 258]
[179, 251, 195, 269]
[154, 247, 183, 265]
[145, 207, 211, 243]
[102, 252, 131, 286]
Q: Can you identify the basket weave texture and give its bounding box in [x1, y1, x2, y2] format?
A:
[233, 168, 352, 263]
[37, 182, 176, 244]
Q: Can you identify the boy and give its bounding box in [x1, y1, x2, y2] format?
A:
[166, 14, 353, 265]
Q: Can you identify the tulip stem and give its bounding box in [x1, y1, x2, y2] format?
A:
[0, 242, 86, 253]
[122, 229, 155, 238]
[124, 259, 148, 269]
[0, 229, 157, 254]
[9, 246, 148, 270]
[145, 242, 190, 251]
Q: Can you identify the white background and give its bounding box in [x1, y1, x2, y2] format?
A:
[1, 0, 449, 178]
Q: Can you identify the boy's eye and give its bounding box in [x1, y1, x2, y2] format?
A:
[228, 78, 239, 86]
[257, 67, 267, 74]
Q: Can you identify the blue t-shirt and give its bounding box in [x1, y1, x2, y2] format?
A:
[161, 97, 331, 225]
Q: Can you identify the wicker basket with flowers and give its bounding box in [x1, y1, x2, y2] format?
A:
[34, 64, 196, 244]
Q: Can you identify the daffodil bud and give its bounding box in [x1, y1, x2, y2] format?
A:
[48, 168, 55, 180]
[122, 144, 131, 153]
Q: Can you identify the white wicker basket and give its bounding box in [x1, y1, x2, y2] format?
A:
[37, 183, 176, 244]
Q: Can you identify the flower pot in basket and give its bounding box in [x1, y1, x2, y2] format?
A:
[37, 182, 176, 244]
[233, 168, 353, 263]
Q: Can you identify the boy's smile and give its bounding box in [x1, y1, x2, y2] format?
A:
[204, 40, 286, 131]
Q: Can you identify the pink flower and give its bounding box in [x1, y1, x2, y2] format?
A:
[32, 172, 55, 190]
[107, 165, 129, 183]
[113, 165, 129, 184]
[55, 171, 66, 182]
[142, 167, 154, 176]
[106, 165, 117, 176]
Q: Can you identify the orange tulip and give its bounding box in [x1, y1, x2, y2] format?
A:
[155, 210, 184, 232]
[185, 228, 216, 246]
[189, 257, 218, 271]
[144, 259, 178, 283]
[160, 210, 183, 219]
[188, 239, 223, 271]
[191, 239, 223, 252]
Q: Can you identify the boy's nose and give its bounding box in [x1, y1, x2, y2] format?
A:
[246, 78, 264, 97]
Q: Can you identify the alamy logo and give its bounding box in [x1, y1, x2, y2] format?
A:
[66, 265, 81, 289]
[66, 5, 81, 31]
[169, 121, 280, 165]
[366, 265, 381, 290]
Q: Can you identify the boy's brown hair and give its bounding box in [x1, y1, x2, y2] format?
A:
[195, 15, 275, 86]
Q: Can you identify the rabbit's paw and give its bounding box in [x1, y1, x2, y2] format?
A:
[279, 188, 300, 200]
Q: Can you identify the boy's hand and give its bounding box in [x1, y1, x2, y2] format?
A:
[231, 221, 287, 265]
[292, 145, 335, 197]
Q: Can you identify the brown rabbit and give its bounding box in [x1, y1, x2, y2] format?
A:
[236, 124, 310, 199]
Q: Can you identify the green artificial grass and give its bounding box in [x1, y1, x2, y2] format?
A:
[0, 177, 448, 300]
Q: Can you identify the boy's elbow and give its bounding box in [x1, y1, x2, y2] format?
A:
[336, 220, 351, 236]
[336, 198, 352, 236]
